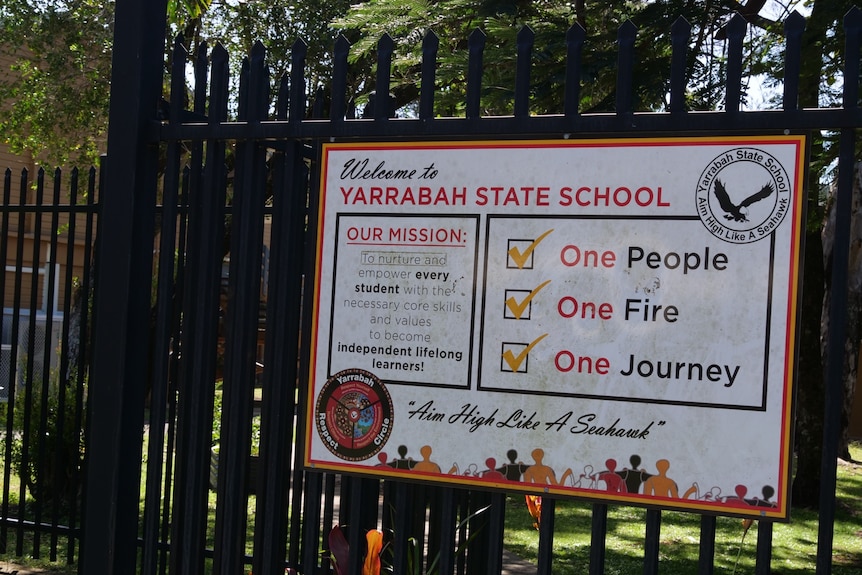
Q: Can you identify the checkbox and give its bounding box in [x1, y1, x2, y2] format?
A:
[506, 229, 553, 270]
[504, 289, 533, 319]
[507, 239, 536, 269]
[501, 341, 530, 373]
[500, 334, 548, 373]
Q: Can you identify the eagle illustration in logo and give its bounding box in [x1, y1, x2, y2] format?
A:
[713, 179, 775, 222]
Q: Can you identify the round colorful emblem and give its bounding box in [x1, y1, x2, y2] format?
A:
[315, 368, 393, 461]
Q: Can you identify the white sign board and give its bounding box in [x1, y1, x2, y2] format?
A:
[304, 136, 805, 519]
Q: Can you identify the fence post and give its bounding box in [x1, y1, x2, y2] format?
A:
[80, 0, 167, 573]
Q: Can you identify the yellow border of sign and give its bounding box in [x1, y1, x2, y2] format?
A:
[304, 135, 807, 520]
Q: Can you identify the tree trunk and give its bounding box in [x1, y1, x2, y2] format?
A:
[792, 226, 825, 508]
[820, 163, 862, 461]
[790, 0, 832, 510]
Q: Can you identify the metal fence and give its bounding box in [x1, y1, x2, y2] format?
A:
[0, 166, 98, 563]
[0, 3, 853, 575]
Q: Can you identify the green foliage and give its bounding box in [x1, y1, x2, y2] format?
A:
[198, 0, 351, 107]
[0, 0, 351, 165]
[0, 0, 845, 168]
[168, 0, 211, 22]
[0, 0, 114, 166]
[10, 367, 86, 509]
[211, 388, 260, 456]
[330, 0, 776, 116]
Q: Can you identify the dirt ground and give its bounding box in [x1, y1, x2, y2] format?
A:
[0, 562, 64, 574]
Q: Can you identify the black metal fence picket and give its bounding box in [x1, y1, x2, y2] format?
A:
[0, 166, 98, 564]
[2, 4, 849, 575]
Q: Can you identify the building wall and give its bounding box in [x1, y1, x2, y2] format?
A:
[3, 235, 90, 312]
[0, 50, 94, 315]
[0, 52, 36, 184]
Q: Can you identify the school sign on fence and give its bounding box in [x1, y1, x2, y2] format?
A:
[304, 136, 805, 519]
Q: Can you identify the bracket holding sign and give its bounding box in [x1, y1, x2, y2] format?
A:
[304, 136, 806, 520]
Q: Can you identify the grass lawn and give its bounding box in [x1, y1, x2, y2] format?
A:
[1, 442, 859, 574]
[503, 442, 862, 575]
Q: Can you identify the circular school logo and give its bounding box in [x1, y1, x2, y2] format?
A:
[695, 147, 792, 244]
[315, 368, 393, 461]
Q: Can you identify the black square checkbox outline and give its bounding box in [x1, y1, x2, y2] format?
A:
[507, 238, 536, 269]
[501, 341, 530, 373]
[503, 289, 533, 319]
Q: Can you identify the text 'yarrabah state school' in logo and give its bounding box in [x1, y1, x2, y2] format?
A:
[696, 147, 792, 244]
[315, 368, 393, 461]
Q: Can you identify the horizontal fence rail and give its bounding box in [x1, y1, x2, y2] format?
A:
[78, 6, 862, 575]
[0, 167, 99, 565]
[151, 11, 862, 142]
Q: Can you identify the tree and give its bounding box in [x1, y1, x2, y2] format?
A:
[0, 1, 116, 167]
[0, 0, 214, 167]
[0, 0, 350, 167]
[198, 0, 351, 101]
[332, 0, 858, 509]
[788, 0, 859, 508]
[330, 0, 789, 116]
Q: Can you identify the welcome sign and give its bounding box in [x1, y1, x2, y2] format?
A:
[304, 136, 805, 519]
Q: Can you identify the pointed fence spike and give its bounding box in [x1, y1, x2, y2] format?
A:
[289, 39, 308, 122]
[211, 42, 228, 64]
[334, 34, 350, 54]
[238, 57, 250, 120]
[725, 13, 746, 113]
[420, 30, 440, 120]
[843, 6, 861, 107]
[252, 41, 266, 59]
[785, 10, 806, 33]
[565, 23, 585, 116]
[172, 35, 188, 67]
[783, 11, 806, 111]
[467, 29, 486, 119]
[169, 35, 189, 120]
[247, 43, 268, 120]
[52, 168, 62, 202]
[515, 26, 534, 117]
[276, 73, 289, 120]
[616, 20, 637, 115]
[423, 29, 440, 51]
[727, 12, 747, 41]
[671, 15, 692, 37]
[378, 32, 394, 52]
[517, 25, 535, 44]
[331, 35, 350, 122]
[669, 16, 691, 114]
[618, 20, 637, 46]
[209, 43, 230, 122]
[375, 34, 394, 120]
[193, 42, 209, 113]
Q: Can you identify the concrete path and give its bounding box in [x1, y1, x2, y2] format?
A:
[501, 549, 538, 574]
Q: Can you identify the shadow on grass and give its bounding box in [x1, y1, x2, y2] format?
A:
[503, 443, 862, 575]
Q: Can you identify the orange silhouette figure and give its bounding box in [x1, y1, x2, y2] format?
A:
[523, 448, 559, 485]
[643, 459, 678, 498]
[413, 445, 441, 473]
